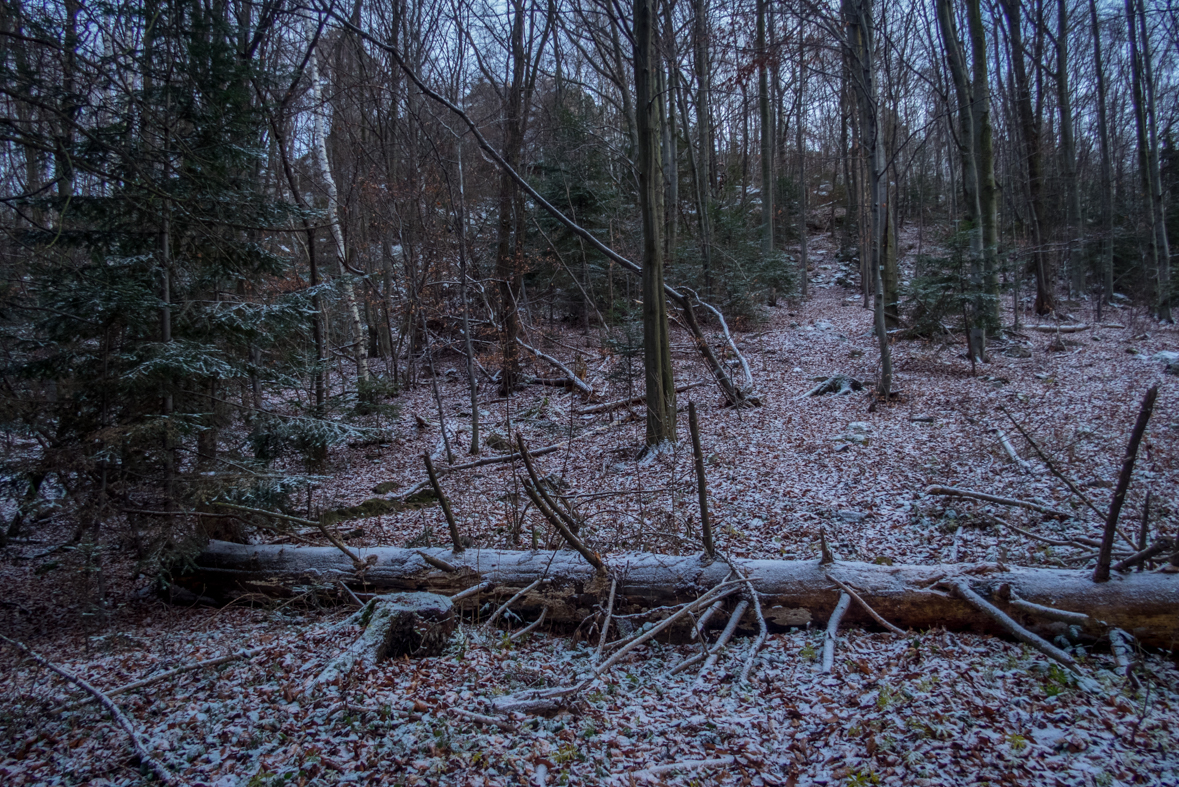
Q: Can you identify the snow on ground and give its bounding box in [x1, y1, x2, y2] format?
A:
[2, 240, 1178, 785]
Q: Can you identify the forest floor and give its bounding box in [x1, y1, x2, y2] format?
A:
[3, 235, 1179, 786]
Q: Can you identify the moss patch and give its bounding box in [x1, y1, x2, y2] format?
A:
[322, 489, 439, 526]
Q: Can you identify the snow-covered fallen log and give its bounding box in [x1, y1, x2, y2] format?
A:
[184, 541, 1179, 648]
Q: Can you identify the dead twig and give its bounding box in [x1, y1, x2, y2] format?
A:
[999, 407, 1103, 518]
[516, 337, 595, 398]
[994, 585, 1089, 625]
[450, 707, 518, 732]
[1111, 537, 1175, 574]
[417, 550, 458, 573]
[338, 581, 364, 607]
[739, 580, 768, 684]
[451, 580, 493, 602]
[695, 599, 750, 684]
[485, 578, 548, 629]
[509, 607, 548, 641]
[629, 756, 737, 779]
[3, 635, 179, 786]
[575, 383, 704, 415]
[594, 578, 618, 664]
[62, 646, 265, 713]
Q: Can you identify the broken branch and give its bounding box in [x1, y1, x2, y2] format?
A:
[821, 592, 852, 674]
[423, 453, 464, 553]
[3, 635, 178, 786]
[689, 402, 715, 559]
[945, 579, 1076, 668]
[1095, 385, 1158, 582]
[924, 485, 1071, 518]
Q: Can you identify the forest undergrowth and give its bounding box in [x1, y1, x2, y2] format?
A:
[2, 238, 1178, 787]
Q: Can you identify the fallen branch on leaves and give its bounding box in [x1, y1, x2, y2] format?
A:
[185, 541, 1179, 648]
[516, 338, 595, 398]
[924, 485, 1072, 519]
[59, 646, 266, 712]
[2, 635, 179, 786]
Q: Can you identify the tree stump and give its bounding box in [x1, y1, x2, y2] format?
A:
[312, 593, 455, 690]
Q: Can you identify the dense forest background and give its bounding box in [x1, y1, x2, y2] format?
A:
[1, 0, 1177, 564]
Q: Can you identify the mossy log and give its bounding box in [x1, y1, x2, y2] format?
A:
[184, 541, 1179, 649]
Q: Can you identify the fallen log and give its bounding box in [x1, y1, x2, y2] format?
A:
[184, 541, 1179, 648]
[1026, 324, 1090, 333]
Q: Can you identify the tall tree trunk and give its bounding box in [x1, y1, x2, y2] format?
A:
[757, 0, 773, 264]
[797, 18, 809, 299]
[661, 14, 678, 264]
[309, 28, 370, 386]
[966, 0, 1000, 324]
[1001, 0, 1054, 315]
[844, 0, 892, 397]
[937, 0, 986, 360]
[693, 0, 715, 298]
[1056, 0, 1084, 297]
[1088, 0, 1114, 302]
[1128, 0, 1172, 321]
[635, 0, 676, 447]
[494, 0, 528, 393]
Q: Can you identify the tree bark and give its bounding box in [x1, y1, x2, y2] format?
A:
[493, 0, 528, 393]
[1000, 0, 1054, 315]
[187, 541, 1179, 649]
[966, 0, 1000, 324]
[757, 0, 773, 261]
[844, 0, 892, 397]
[635, 0, 676, 446]
[1126, 0, 1171, 321]
[1056, 0, 1084, 298]
[308, 26, 369, 385]
[692, 0, 715, 298]
[1088, 0, 1115, 303]
[796, 18, 809, 299]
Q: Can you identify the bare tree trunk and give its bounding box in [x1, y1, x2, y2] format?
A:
[1001, 0, 1054, 315]
[693, 0, 715, 298]
[1128, 0, 1172, 321]
[493, 3, 527, 394]
[1088, 0, 1114, 303]
[1056, 0, 1084, 298]
[757, 0, 773, 261]
[844, 0, 892, 397]
[635, 0, 676, 447]
[661, 11, 679, 263]
[797, 17, 809, 299]
[936, 0, 986, 360]
[308, 27, 370, 386]
[966, 0, 1000, 323]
